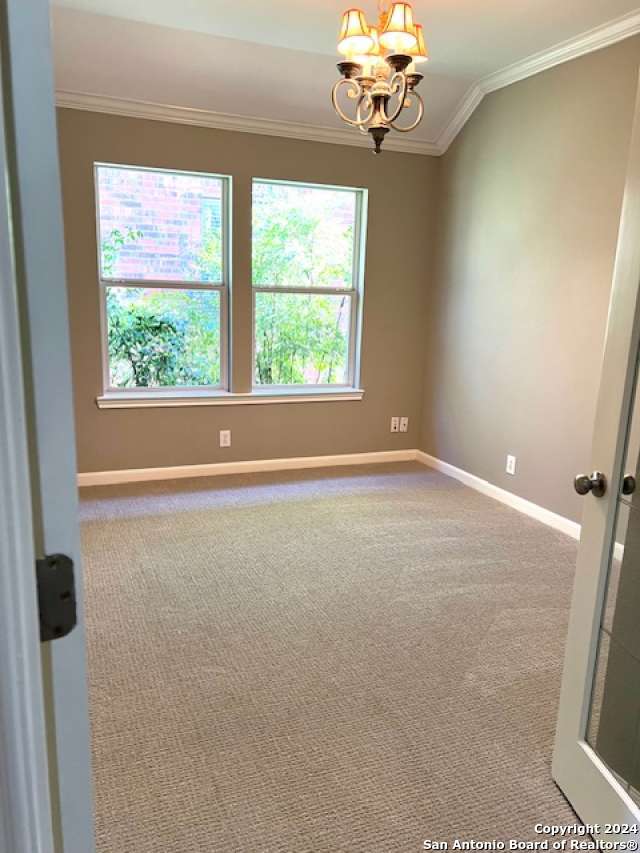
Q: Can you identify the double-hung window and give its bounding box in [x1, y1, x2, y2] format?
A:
[95, 164, 230, 393]
[252, 179, 367, 389]
[95, 168, 367, 404]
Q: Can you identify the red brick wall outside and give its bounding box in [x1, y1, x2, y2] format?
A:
[97, 166, 223, 282]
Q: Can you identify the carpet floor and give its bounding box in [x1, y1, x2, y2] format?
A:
[80, 462, 579, 853]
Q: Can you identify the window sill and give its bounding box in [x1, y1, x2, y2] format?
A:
[96, 388, 365, 409]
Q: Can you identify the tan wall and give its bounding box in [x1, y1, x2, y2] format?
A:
[60, 38, 640, 496]
[57, 109, 438, 473]
[421, 38, 640, 522]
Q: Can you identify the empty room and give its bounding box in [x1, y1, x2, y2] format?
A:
[3, 1, 640, 851]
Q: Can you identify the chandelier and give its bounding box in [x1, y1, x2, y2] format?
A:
[332, 2, 428, 153]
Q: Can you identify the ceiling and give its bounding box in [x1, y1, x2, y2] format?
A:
[51, 0, 640, 152]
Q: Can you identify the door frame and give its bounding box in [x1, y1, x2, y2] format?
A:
[0, 35, 55, 853]
[552, 71, 640, 832]
[0, 0, 95, 850]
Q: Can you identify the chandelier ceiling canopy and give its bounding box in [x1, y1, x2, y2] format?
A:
[332, 2, 428, 153]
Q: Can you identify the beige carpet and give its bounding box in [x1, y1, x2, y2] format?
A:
[80, 462, 579, 853]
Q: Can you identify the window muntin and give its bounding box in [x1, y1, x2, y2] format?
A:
[95, 164, 230, 392]
[252, 179, 366, 388]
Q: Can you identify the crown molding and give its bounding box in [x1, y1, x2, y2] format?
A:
[482, 8, 640, 94]
[435, 84, 484, 155]
[55, 90, 443, 156]
[436, 8, 640, 154]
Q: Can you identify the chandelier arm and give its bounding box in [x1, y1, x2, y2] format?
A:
[352, 91, 374, 127]
[380, 71, 409, 125]
[390, 91, 425, 132]
[331, 79, 374, 127]
[356, 94, 372, 133]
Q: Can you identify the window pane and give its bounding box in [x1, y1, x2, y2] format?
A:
[252, 181, 357, 288]
[255, 292, 351, 385]
[106, 287, 221, 388]
[97, 166, 224, 283]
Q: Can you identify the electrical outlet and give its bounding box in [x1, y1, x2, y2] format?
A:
[390, 417, 400, 433]
[506, 454, 516, 476]
[219, 429, 231, 448]
[399, 417, 409, 433]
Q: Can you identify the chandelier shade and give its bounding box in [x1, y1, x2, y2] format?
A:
[379, 2, 417, 52]
[337, 8, 374, 56]
[352, 25, 381, 65]
[408, 23, 428, 62]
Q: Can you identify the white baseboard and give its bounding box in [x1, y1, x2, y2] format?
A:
[415, 452, 631, 558]
[77, 449, 418, 487]
[415, 450, 581, 541]
[80, 447, 624, 557]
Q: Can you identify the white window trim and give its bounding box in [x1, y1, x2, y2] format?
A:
[96, 386, 365, 408]
[251, 178, 368, 393]
[94, 162, 232, 395]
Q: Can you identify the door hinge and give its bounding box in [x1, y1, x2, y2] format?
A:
[36, 553, 77, 642]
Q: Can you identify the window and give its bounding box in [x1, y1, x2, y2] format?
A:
[94, 168, 368, 406]
[95, 164, 230, 391]
[252, 179, 366, 388]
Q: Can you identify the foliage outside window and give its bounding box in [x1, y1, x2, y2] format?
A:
[96, 164, 228, 390]
[252, 180, 366, 387]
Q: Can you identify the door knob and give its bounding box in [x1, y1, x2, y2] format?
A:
[574, 472, 607, 498]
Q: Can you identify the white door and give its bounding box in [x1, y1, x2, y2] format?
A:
[553, 73, 640, 834]
[0, 0, 95, 851]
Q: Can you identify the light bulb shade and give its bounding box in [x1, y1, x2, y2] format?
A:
[353, 26, 381, 65]
[379, 2, 417, 52]
[407, 23, 428, 62]
[338, 8, 374, 56]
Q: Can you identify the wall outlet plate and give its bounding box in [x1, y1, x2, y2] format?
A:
[506, 454, 516, 475]
[219, 429, 231, 448]
[390, 417, 400, 433]
[399, 417, 409, 433]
